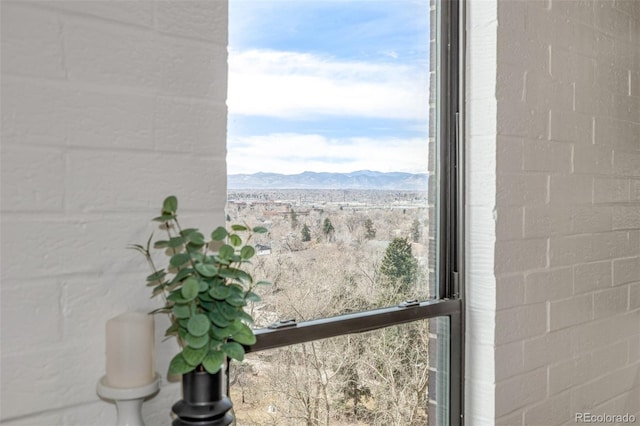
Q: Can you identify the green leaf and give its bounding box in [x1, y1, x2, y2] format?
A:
[218, 244, 234, 259]
[162, 196, 178, 214]
[152, 214, 175, 222]
[212, 326, 233, 340]
[198, 280, 209, 292]
[149, 306, 171, 314]
[172, 304, 191, 319]
[229, 234, 242, 247]
[209, 338, 224, 350]
[236, 310, 254, 325]
[167, 291, 189, 304]
[252, 226, 268, 234]
[211, 255, 230, 266]
[228, 284, 244, 295]
[180, 228, 198, 237]
[185, 332, 210, 349]
[186, 243, 205, 255]
[231, 224, 248, 231]
[231, 323, 257, 345]
[151, 282, 168, 295]
[200, 300, 215, 311]
[240, 245, 255, 260]
[178, 326, 187, 341]
[245, 291, 261, 302]
[226, 295, 246, 307]
[165, 322, 179, 336]
[181, 277, 200, 301]
[182, 345, 208, 366]
[217, 301, 238, 320]
[211, 227, 228, 241]
[222, 342, 245, 362]
[198, 292, 214, 302]
[168, 353, 195, 375]
[256, 280, 272, 286]
[168, 236, 185, 248]
[209, 284, 231, 301]
[188, 232, 206, 245]
[226, 319, 243, 335]
[187, 314, 210, 336]
[202, 350, 224, 374]
[170, 268, 194, 285]
[218, 268, 252, 284]
[153, 240, 170, 249]
[146, 270, 166, 282]
[170, 253, 190, 268]
[195, 263, 218, 277]
[209, 311, 230, 328]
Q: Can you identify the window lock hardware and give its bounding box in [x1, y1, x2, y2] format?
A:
[268, 318, 297, 329]
[398, 299, 420, 308]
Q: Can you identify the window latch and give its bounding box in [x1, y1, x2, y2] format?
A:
[268, 318, 297, 329]
[398, 299, 420, 308]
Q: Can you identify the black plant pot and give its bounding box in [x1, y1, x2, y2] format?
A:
[172, 369, 233, 426]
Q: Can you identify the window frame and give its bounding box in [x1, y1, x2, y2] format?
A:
[238, 1, 465, 424]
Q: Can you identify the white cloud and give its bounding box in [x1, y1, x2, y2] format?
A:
[228, 133, 428, 174]
[228, 49, 429, 120]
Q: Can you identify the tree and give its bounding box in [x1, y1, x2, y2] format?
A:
[364, 218, 376, 239]
[290, 208, 299, 229]
[410, 219, 420, 242]
[378, 237, 418, 294]
[322, 218, 335, 241]
[301, 224, 311, 242]
[229, 362, 256, 404]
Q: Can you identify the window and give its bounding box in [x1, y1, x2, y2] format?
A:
[227, 1, 462, 424]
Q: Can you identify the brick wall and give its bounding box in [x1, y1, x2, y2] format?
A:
[491, 1, 640, 424]
[0, 1, 228, 424]
[465, 0, 499, 424]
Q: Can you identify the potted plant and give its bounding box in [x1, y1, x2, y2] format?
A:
[130, 196, 269, 425]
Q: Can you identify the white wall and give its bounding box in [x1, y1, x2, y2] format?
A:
[0, 1, 228, 424]
[465, 0, 498, 424]
[468, 0, 640, 424]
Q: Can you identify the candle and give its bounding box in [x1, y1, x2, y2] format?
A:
[105, 312, 155, 388]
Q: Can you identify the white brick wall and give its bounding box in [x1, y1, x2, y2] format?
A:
[0, 1, 228, 424]
[465, 0, 497, 423]
[472, 0, 640, 424]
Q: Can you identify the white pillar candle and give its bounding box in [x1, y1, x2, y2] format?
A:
[105, 312, 155, 389]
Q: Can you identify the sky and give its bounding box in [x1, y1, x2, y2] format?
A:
[227, 0, 430, 175]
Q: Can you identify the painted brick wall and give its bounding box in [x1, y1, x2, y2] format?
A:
[491, 1, 640, 424]
[465, 0, 498, 424]
[0, 1, 228, 424]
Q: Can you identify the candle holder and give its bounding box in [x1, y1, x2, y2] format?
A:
[97, 374, 161, 426]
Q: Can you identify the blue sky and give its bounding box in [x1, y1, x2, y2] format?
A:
[228, 0, 430, 174]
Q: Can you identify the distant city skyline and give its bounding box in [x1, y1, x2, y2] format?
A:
[227, 0, 430, 175]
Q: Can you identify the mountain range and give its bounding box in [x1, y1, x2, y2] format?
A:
[228, 171, 428, 190]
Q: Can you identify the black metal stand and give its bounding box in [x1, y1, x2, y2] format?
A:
[172, 369, 233, 426]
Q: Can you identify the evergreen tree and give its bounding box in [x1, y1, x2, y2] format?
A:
[301, 224, 311, 242]
[378, 237, 418, 293]
[364, 218, 376, 239]
[322, 218, 335, 241]
[290, 208, 299, 229]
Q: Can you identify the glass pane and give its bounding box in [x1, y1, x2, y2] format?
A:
[227, 0, 437, 321]
[229, 318, 450, 425]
